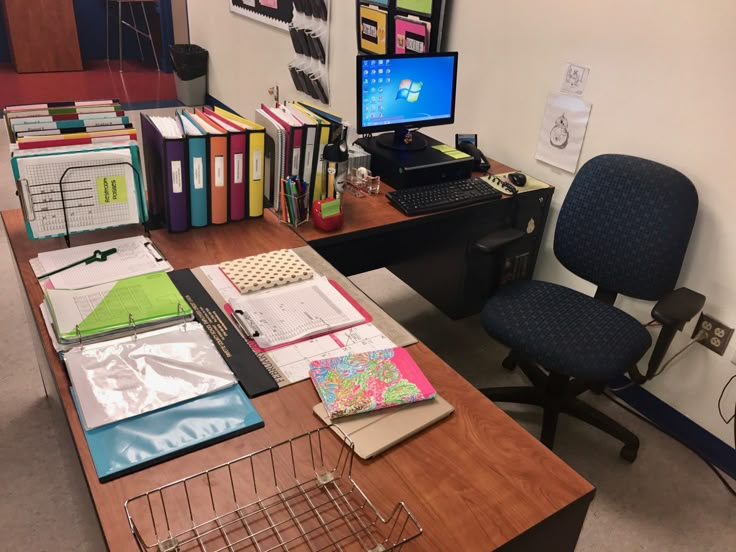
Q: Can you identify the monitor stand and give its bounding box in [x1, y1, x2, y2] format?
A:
[376, 128, 427, 152]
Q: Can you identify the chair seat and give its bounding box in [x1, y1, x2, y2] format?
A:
[481, 281, 652, 381]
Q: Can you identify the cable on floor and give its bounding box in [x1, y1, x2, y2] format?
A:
[603, 391, 736, 498]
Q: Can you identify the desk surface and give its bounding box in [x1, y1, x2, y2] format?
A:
[297, 160, 515, 244]
[3, 206, 593, 551]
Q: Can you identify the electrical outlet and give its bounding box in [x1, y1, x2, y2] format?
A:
[692, 313, 734, 356]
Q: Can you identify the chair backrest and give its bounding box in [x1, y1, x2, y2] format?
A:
[553, 154, 698, 301]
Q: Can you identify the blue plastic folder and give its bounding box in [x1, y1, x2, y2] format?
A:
[72, 384, 264, 482]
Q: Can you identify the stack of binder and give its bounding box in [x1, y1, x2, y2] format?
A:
[256, 101, 344, 210]
[141, 107, 266, 232]
[3, 100, 146, 242]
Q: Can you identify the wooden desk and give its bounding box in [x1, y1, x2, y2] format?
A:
[3, 208, 593, 551]
[298, 161, 554, 319]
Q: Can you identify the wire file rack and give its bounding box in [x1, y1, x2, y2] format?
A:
[124, 426, 422, 551]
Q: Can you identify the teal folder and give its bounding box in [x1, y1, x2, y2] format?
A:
[72, 384, 264, 482]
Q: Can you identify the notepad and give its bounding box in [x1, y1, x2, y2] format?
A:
[219, 249, 314, 294]
[45, 272, 192, 344]
[229, 276, 366, 349]
[310, 347, 436, 419]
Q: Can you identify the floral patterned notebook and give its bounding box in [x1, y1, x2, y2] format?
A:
[309, 348, 436, 419]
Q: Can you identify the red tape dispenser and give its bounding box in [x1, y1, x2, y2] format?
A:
[311, 198, 343, 231]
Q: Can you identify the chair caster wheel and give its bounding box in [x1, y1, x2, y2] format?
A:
[502, 357, 517, 371]
[620, 444, 638, 463]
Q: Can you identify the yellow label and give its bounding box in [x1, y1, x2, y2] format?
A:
[96, 175, 127, 204]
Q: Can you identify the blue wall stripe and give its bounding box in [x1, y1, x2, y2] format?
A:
[610, 375, 736, 479]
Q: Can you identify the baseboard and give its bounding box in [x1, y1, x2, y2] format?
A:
[610, 375, 736, 480]
[122, 99, 182, 111]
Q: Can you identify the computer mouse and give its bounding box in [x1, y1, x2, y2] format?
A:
[508, 172, 527, 187]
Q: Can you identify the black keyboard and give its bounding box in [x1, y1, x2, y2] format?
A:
[385, 177, 502, 216]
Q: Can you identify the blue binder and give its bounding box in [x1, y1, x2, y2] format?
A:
[72, 384, 264, 482]
[178, 110, 209, 227]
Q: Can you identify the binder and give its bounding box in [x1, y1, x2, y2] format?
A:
[45, 271, 193, 345]
[202, 107, 248, 222]
[177, 110, 209, 228]
[289, 102, 339, 201]
[189, 109, 229, 224]
[140, 114, 189, 233]
[214, 107, 266, 218]
[255, 108, 286, 210]
[73, 383, 264, 482]
[284, 104, 319, 199]
[260, 104, 305, 180]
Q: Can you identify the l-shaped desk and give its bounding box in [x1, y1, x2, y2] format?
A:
[3, 160, 592, 551]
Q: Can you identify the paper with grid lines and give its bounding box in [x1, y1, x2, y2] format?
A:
[229, 276, 365, 348]
[14, 147, 141, 238]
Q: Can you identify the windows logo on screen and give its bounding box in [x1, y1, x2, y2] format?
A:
[396, 79, 423, 102]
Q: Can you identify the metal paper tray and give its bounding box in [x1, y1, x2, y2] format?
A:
[125, 426, 422, 551]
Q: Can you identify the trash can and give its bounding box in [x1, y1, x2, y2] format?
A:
[170, 44, 208, 106]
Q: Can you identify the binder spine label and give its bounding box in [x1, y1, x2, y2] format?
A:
[171, 160, 183, 193]
[215, 156, 225, 187]
[193, 157, 204, 189]
[234, 153, 244, 184]
[292, 148, 301, 175]
[253, 150, 263, 180]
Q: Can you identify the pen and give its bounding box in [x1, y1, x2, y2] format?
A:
[37, 247, 117, 280]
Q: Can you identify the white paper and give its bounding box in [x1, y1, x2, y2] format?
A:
[64, 323, 236, 429]
[561, 63, 590, 96]
[193, 157, 204, 189]
[230, 277, 365, 348]
[535, 93, 592, 173]
[252, 150, 263, 181]
[268, 323, 395, 383]
[234, 153, 244, 184]
[215, 155, 225, 187]
[34, 236, 172, 290]
[171, 160, 183, 193]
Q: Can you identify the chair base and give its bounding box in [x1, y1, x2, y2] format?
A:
[483, 353, 639, 462]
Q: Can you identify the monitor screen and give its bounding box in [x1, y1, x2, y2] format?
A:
[356, 52, 458, 135]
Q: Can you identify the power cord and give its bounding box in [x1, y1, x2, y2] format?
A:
[603, 391, 736, 497]
[608, 332, 707, 391]
[717, 375, 736, 447]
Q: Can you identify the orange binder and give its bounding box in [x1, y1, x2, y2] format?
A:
[193, 108, 228, 224]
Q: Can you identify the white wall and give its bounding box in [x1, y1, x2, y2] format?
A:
[189, 0, 736, 446]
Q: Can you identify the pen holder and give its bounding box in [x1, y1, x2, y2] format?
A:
[280, 190, 310, 227]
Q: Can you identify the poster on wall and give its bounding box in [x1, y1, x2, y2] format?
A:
[230, 0, 293, 31]
[535, 93, 592, 173]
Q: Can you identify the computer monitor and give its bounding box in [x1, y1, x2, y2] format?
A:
[356, 52, 458, 151]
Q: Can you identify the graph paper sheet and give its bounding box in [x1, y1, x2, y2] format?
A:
[229, 276, 366, 349]
[14, 146, 143, 239]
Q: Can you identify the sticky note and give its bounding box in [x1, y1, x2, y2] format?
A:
[321, 199, 341, 218]
[96, 176, 127, 204]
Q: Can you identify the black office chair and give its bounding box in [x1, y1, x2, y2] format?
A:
[477, 154, 705, 461]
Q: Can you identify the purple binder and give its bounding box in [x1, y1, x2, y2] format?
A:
[140, 114, 189, 232]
